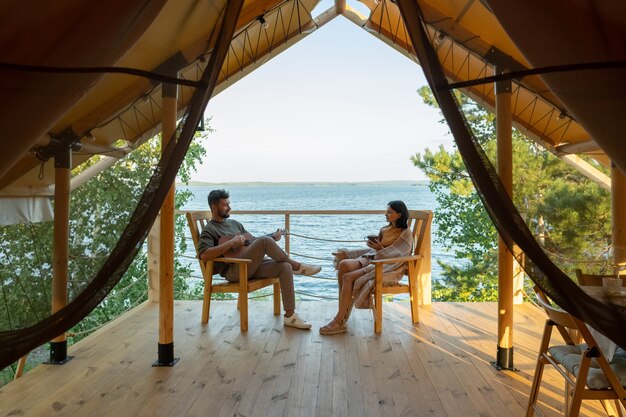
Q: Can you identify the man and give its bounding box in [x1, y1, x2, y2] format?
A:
[198, 189, 321, 329]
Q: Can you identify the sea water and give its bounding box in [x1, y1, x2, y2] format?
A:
[179, 182, 459, 300]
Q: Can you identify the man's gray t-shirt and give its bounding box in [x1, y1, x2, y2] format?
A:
[198, 219, 248, 276]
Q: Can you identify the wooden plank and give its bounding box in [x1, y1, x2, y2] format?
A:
[343, 309, 366, 417]
[365, 311, 398, 417]
[265, 304, 311, 417]
[386, 303, 446, 417]
[156, 302, 252, 417]
[396, 304, 473, 417]
[132, 303, 238, 417]
[283, 303, 319, 417]
[220, 307, 285, 417]
[353, 309, 383, 417]
[3, 301, 609, 417]
[292, 302, 323, 417]
[0, 302, 155, 416]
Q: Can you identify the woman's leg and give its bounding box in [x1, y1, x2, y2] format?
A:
[336, 269, 365, 322]
[337, 259, 362, 305]
[320, 267, 366, 334]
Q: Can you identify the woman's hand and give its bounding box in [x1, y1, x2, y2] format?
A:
[366, 238, 383, 250]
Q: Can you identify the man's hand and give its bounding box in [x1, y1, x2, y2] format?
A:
[271, 229, 283, 241]
[229, 234, 246, 249]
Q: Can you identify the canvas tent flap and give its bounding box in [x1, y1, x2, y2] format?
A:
[0, 0, 168, 182]
[0, 197, 53, 226]
[484, 0, 626, 176]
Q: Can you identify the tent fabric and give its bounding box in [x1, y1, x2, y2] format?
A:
[0, 197, 53, 226]
[396, 0, 626, 349]
[0, 0, 615, 193]
[0, 0, 168, 182]
[0, 0, 245, 370]
[484, 0, 626, 176]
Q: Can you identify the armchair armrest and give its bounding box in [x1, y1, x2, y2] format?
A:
[370, 254, 422, 265]
[212, 257, 252, 264]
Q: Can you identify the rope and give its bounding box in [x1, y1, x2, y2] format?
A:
[68, 290, 148, 337]
[289, 251, 334, 261]
[295, 290, 338, 300]
[27, 222, 50, 311]
[110, 277, 145, 296]
[299, 275, 337, 281]
[541, 248, 608, 265]
[69, 253, 109, 260]
[287, 231, 364, 243]
[179, 254, 198, 260]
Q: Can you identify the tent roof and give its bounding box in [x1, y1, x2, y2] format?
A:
[1, 0, 623, 195]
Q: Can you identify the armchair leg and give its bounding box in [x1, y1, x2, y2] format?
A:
[374, 264, 383, 334]
[273, 282, 281, 316]
[239, 264, 248, 332]
[408, 261, 419, 324]
[202, 285, 211, 324]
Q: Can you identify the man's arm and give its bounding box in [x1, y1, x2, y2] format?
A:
[199, 234, 245, 261]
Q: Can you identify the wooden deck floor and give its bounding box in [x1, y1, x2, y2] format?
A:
[0, 301, 608, 417]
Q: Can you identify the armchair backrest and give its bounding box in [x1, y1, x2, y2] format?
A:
[186, 210, 212, 255]
[407, 210, 433, 258]
[575, 268, 625, 286]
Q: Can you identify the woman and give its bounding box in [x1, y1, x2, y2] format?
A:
[320, 200, 413, 335]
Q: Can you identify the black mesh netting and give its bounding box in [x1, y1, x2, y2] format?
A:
[0, 0, 244, 370]
[396, 0, 626, 348]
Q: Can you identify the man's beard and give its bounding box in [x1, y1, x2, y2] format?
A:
[219, 210, 230, 218]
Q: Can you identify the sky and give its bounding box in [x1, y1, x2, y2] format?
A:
[192, 1, 453, 183]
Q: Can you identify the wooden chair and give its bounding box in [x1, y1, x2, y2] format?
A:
[371, 210, 432, 334]
[575, 269, 626, 287]
[186, 211, 280, 331]
[528, 286, 626, 417]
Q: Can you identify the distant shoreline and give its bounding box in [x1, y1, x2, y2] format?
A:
[178, 180, 428, 187]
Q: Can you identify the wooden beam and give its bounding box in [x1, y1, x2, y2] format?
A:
[559, 154, 611, 191]
[612, 165, 626, 266]
[495, 73, 515, 369]
[554, 140, 600, 155]
[157, 82, 177, 362]
[49, 150, 71, 363]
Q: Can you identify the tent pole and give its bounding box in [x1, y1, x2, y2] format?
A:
[153, 81, 179, 367]
[612, 164, 626, 271]
[47, 149, 73, 364]
[494, 70, 515, 370]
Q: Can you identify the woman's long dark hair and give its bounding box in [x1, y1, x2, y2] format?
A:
[388, 200, 409, 229]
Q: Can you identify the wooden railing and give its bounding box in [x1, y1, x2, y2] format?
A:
[161, 210, 432, 304]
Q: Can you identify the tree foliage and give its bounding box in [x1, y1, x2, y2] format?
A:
[412, 87, 612, 301]
[0, 125, 210, 383]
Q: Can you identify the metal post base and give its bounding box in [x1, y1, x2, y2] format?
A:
[491, 346, 518, 371]
[152, 342, 179, 367]
[44, 341, 74, 365]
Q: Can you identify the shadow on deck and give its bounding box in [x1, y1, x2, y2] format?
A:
[0, 301, 606, 417]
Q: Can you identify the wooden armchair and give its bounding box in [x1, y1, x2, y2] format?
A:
[575, 269, 626, 287]
[528, 287, 626, 417]
[186, 211, 280, 332]
[371, 210, 432, 334]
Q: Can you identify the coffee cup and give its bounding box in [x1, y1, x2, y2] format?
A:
[366, 234, 378, 242]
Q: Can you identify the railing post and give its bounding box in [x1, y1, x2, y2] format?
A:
[418, 215, 432, 305]
[284, 213, 290, 255]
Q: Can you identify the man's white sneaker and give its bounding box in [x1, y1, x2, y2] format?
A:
[293, 263, 322, 276]
[284, 312, 312, 329]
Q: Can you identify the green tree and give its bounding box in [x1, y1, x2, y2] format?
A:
[412, 87, 611, 301]
[0, 124, 210, 384]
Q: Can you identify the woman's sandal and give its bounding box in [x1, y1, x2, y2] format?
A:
[319, 318, 347, 335]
